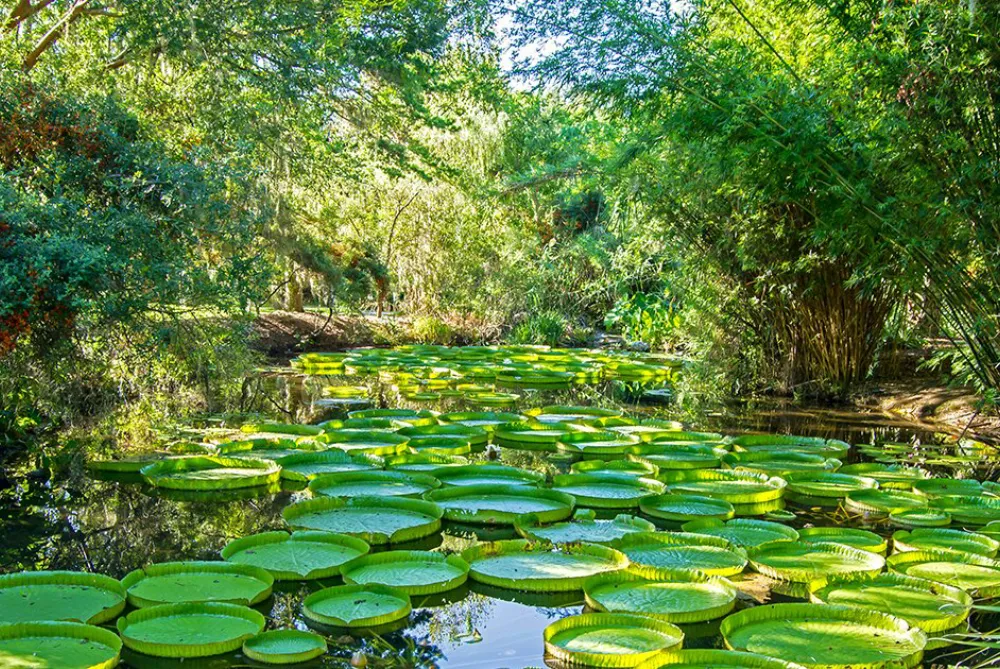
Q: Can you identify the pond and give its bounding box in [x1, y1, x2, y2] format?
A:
[1, 346, 998, 668]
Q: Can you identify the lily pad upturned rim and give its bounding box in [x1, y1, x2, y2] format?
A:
[844, 489, 928, 516]
[639, 493, 736, 522]
[930, 495, 1000, 525]
[340, 550, 469, 595]
[431, 463, 545, 486]
[636, 649, 808, 669]
[667, 469, 787, 504]
[551, 473, 666, 509]
[887, 548, 1000, 597]
[797, 527, 888, 554]
[307, 469, 442, 498]
[0, 570, 126, 625]
[811, 571, 973, 633]
[680, 518, 800, 547]
[282, 495, 444, 545]
[514, 511, 656, 545]
[220, 530, 371, 580]
[423, 484, 576, 525]
[575, 458, 660, 477]
[784, 472, 879, 498]
[117, 601, 266, 658]
[888, 508, 952, 528]
[462, 539, 629, 592]
[618, 531, 749, 577]
[544, 612, 684, 668]
[302, 584, 411, 628]
[140, 456, 281, 490]
[747, 540, 886, 584]
[584, 568, 738, 624]
[121, 560, 274, 608]
[892, 528, 999, 557]
[316, 430, 411, 456]
[720, 602, 926, 669]
[242, 629, 328, 665]
[276, 450, 382, 481]
[0, 621, 123, 669]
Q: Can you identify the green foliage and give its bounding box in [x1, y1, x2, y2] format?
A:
[409, 316, 456, 345]
[508, 312, 569, 347]
[605, 292, 681, 350]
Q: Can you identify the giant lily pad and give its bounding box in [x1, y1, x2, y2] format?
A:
[122, 561, 273, 608]
[438, 412, 525, 431]
[341, 550, 469, 595]
[637, 649, 806, 669]
[720, 603, 925, 669]
[640, 494, 735, 523]
[515, 510, 656, 545]
[0, 571, 126, 625]
[308, 470, 440, 498]
[556, 430, 641, 458]
[221, 531, 370, 580]
[302, 583, 411, 628]
[317, 430, 409, 457]
[747, 540, 884, 584]
[812, 572, 973, 633]
[552, 473, 665, 509]
[892, 528, 999, 557]
[282, 495, 443, 545]
[584, 569, 737, 623]
[277, 450, 381, 482]
[526, 405, 620, 424]
[462, 540, 628, 591]
[432, 464, 544, 487]
[887, 549, 1000, 597]
[784, 473, 878, 507]
[574, 459, 659, 478]
[117, 602, 265, 658]
[680, 518, 799, 548]
[493, 421, 573, 450]
[544, 612, 683, 667]
[424, 484, 575, 525]
[668, 470, 786, 505]
[140, 456, 281, 490]
[398, 424, 488, 447]
[243, 629, 328, 665]
[844, 489, 927, 516]
[0, 621, 122, 668]
[930, 495, 1000, 525]
[618, 532, 747, 577]
[797, 527, 888, 555]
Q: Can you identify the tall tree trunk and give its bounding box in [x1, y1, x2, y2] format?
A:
[285, 263, 303, 312]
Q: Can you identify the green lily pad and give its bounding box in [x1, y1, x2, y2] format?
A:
[140, 456, 281, 490]
[887, 549, 1000, 597]
[515, 511, 656, 545]
[721, 603, 925, 668]
[117, 602, 265, 658]
[121, 561, 274, 607]
[930, 495, 1000, 525]
[892, 528, 999, 557]
[243, 629, 328, 665]
[544, 612, 683, 667]
[341, 550, 469, 595]
[221, 531, 370, 580]
[493, 421, 573, 450]
[619, 532, 747, 577]
[432, 464, 544, 487]
[0, 621, 122, 669]
[573, 458, 659, 477]
[0, 571, 126, 625]
[308, 470, 440, 498]
[812, 572, 973, 634]
[552, 473, 665, 509]
[302, 584, 411, 627]
[797, 527, 888, 554]
[844, 489, 927, 515]
[584, 569, 737, 623]
[638, 649, 806, 669]
[668, 470, 786, 505]
[317, 430, 410, 457]
[639, 494, 735, 523]
[888, 508, 951, 528]
[424, 484, 575, 525]
[462, 540, 628, 592]
[282, 495, 443, 545]
[438, 412, 525, 430]
[680, 518, 799, 547]
[784, 473, 878, 506]
[747, 540, 885, 584]
[277, 450, 381, 482]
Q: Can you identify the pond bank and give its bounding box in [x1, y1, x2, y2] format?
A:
[859, 381, 999, 443]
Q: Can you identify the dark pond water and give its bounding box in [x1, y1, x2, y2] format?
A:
[1, 368, 996, 668]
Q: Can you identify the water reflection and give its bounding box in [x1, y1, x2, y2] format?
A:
[0, 367, 992, 667]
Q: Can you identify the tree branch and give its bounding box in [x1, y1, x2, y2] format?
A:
[22, 0, 92, 72]
[5, 0, 55, 32]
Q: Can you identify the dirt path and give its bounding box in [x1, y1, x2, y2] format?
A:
[861, 382, 1000, 443]
[252, 311, 394, 357]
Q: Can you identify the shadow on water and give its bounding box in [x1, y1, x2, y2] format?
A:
[0, 367, 995, 667]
